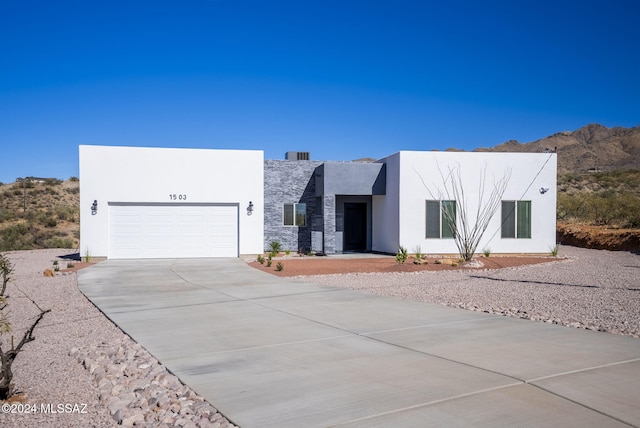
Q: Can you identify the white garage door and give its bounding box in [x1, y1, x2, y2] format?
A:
[109, 203, 238, 259]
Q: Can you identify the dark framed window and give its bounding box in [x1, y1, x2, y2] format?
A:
[426, 200, 456, 239]
[283, 203, 306, 226]
[501, 200, 531, 238]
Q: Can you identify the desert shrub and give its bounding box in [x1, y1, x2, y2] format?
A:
[36, 212, 57, 228]
[558, 191, 640, 228]
[561, 172, 578, 183]
[558, 169, 640, 196]
[33, 228, 55, 248]
[257, 254, 265, 264]
[269, 241, 282, 257]
[276, 262, 284, 271]
[395, 246, 408, 264]
[0, 221, 73, 250]
[44, 178, 62, 186]
[592, 170, 640, 190]
[12, 189, 21, 196]
[0, 223, 34, 251]
[24, 210, 37, 222]
[557, 193, 582, 220]
[0, 209, 16, 223]
[45, 237, 73, 248]
[55, 206, 76, 221]
[44, 217, 57, 228]
[56, 207, 69, 221]
[69, 176, 79, 182]
[413, 245, 423, 261]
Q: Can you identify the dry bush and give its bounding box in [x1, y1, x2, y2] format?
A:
[0, 179, 79, 251]
[558, 191, 640, 228]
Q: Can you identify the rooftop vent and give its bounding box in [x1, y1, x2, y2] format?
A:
[285, 151, 310, 160]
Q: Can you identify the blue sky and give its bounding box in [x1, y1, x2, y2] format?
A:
[1, 0, 639, 183]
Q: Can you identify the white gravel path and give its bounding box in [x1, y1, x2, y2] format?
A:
[296, 245, 640, 337]
[0, 249, 120, 427]
[0, 245, 638, 427]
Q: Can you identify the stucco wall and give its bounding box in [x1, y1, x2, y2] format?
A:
[79, 145, 264, 258]
[395, 151, 557, 255]
[372, 153, 400, 253]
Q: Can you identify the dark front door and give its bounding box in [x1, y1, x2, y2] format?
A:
[343, 203, 367, 252]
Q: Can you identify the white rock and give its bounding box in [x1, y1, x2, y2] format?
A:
[121, 413, 145, 427]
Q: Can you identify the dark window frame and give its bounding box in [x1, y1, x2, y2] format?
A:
[426, 200, 456, 239]
[501, 200, 531, 239]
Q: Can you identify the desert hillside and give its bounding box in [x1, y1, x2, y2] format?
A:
[475, 123, 640, 173]
[0, 178, 79, 251]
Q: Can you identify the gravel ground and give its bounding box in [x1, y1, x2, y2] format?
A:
[0, 246, 638, 427]
[296, 245, 640, 337]
[0, 249, 120, 427]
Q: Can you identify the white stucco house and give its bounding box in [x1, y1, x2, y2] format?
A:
[373, 151, 557, 255]
[79, 145, 556, 259]
[79, 145, 264, 258]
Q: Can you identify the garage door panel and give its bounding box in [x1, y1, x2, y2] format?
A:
[109, 204, 238, 258]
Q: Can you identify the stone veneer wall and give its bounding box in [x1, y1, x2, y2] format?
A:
[263, 160, 325, 253]
[322, 194, 336, 253]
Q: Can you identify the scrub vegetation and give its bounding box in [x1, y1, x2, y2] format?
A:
[557, 169, 640, 228]
[0, 178, 79, 251]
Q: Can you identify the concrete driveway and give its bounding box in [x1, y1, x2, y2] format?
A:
[78, 258, 640, 427]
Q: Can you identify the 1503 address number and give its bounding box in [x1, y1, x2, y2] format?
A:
[169, 194, 187, 201]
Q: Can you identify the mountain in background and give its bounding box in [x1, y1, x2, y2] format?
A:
[473, 123, 640, 173]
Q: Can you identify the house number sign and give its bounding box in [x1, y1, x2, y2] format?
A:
[169, 194, 187, 201]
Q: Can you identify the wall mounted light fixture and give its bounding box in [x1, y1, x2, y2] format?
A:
[247, 201, 254, 216]
[539, 187, 549, 194]
[91, 200, 98, 215]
